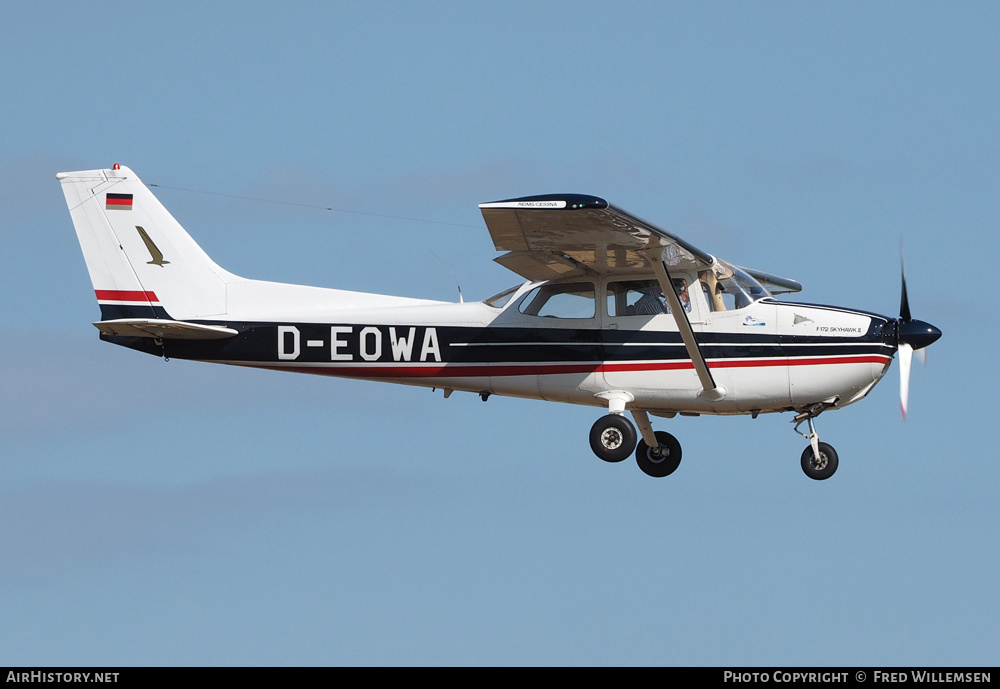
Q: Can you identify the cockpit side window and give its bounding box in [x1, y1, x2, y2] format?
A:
[606, 279, 691, 316]
[518, 282, 595, 318]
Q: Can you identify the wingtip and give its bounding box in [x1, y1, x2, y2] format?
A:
[479, 194, 608, 210]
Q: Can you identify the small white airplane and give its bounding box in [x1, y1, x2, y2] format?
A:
[58, 165, 941, 480]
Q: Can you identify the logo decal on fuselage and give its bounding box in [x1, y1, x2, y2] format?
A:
[136, 226, 170, 266]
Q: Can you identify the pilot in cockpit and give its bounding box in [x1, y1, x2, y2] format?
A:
[674, 279, 691, 313]
[634, 279, 691, 315]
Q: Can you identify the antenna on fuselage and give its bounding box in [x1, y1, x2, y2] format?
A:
[426, 247, 464, 303]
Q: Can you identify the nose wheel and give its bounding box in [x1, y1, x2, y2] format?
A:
[793, 411, 839, 480]
[800, 442, 839, 480]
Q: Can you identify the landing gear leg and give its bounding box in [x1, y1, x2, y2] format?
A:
[793, 412, 839, 480]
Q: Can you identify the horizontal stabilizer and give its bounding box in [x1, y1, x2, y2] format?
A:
[93, 319, 238, 340]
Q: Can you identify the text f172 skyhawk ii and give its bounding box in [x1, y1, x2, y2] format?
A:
[58, 165, 941, 479]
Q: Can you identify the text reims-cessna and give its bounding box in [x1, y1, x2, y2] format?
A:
[58, 165, 941, 480]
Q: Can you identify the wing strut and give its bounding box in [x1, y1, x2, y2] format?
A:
[645, 249, 727, 402]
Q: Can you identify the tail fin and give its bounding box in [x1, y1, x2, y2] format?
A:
[57, 165, 234, 322]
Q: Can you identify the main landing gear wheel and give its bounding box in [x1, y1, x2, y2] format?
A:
[589, 414, 637, 463]
[635, 431, 682, 478]
[801, 442, 839, 480]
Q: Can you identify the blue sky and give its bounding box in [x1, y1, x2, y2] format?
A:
[1, 2, 997, 666]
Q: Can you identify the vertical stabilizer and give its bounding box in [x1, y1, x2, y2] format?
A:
[57, 165, 234, 321]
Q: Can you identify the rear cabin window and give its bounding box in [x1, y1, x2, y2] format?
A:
[484, 285, 520, 309]
[518, 282, 596, 319]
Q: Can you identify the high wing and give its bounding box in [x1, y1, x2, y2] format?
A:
[479, 194, 801, 294]
[480, 194, 712, 280]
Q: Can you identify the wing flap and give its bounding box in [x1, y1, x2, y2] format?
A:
[94, 319, 238, 340]
[494, 251, 586, 281]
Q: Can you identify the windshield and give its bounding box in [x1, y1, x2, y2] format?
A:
[715, 263, 771, 310]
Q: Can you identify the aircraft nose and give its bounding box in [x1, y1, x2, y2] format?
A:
[897, 318, 942, 351]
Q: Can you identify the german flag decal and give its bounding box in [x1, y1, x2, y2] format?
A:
[106, 193, 133, 210]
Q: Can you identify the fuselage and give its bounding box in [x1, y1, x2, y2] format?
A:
[101, 272, 896, 417]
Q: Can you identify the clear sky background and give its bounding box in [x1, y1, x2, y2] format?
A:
[1, 2, 996, 666]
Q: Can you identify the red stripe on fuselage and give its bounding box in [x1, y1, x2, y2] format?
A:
[624, 355, 891, 370]
[94, 290, 159, 302]
[247, 353, 891, 379]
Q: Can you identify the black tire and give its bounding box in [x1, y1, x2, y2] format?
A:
[635, 431, 682, 478]
[589, 414, 637, 463]
[801, 442, 839, 480]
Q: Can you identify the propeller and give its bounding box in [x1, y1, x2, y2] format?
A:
[898, 341, 913, 419]
[895, 250, 941, 419]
